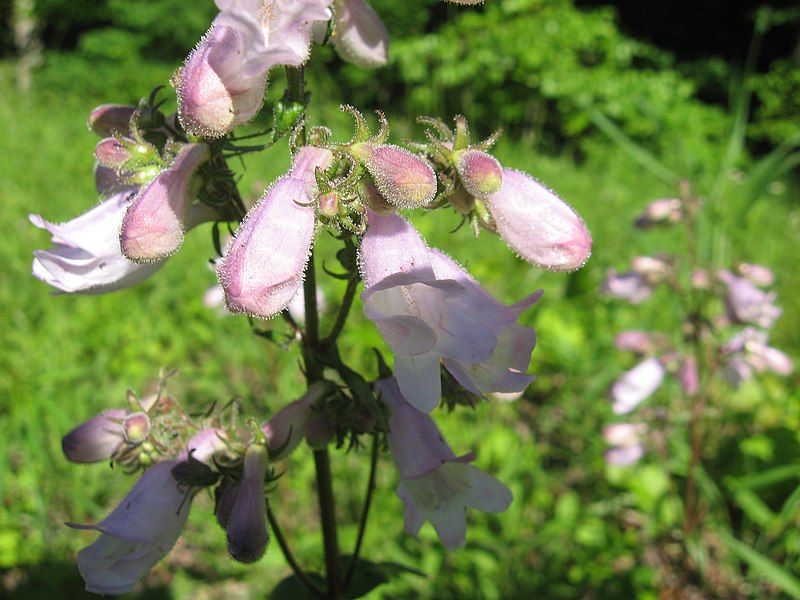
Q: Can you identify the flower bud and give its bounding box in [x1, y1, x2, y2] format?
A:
[358, 144, 437, 208]
[331, 0, 389, 68]
[630, 255, 672, 281]
[359, 178, 395, 214]
[736, 263, 774, 287]
[226, 445, 269, 563]
[121, 143, 211, 262]
[261, 382, 328, 459]
[94, 138, 133, 169]
[455, 149, 502, 199]
[318, 191, 339, 217]
[62, 409, 126, 463]
[88, 104, 136, 137]
[215, 479, 240, 528]
[614, 330, 653, 354]
[690, 268, 710, 290]
[635, 198, 682, 228]
[602, 270, 653, 304]
[178, 24, 269, 138]
[123, 412, 151, 443]
[677, 356, 699, 396]
[486, 169, 591, 271]
[187, 428, 228, 469]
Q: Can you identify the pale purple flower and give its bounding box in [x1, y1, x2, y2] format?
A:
[602, 269, 653, 304]
[62, 409, 127, 464]
[634, 198, 682, 228]
[456, 149, 503, 199]
[630, 255, 672, 281]
[735, 263, 774, 287]
[718, 270, 782, 328]
[74, 461, 191, 595]
[380, 377, 512, 550]
[614, 330, 654, 354]
[611, 357, 666, 414]
[218, 146, 333, 318]
[226, 445, 269, 563]
[331, 0, 389, 68]
[179, 0, 333, 137]
[723, 328, 793, 385]
[360, 211, 540, 412]
[485, 168, 592, 271]
[187, 428, 229, 468]
[121, 143, 211, 262]
[603, 423, 646, 466]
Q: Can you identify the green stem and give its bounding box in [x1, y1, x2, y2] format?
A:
[314, 448, 342, 599]
[344, 435, 380, 589]
[267, 502, 324, 597]
[322, 276, 359, 348]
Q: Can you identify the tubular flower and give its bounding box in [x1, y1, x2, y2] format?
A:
[331, 0, 389, 68]
[484, 169, 592, 271]
[225, 445, 269, 563]
[718, 270, 782, 329]
[602, 269, 654, 304]
[360, 210, 540, 412]
[261, 382, 329, 459]
[603, 423, 646, 466]
[217, 146, 333, 318]
[121, 143, 212, 262]
[610, 357, 666, 414]
[380, 377, 512, 550]
[74, 461, 192, 595]
[179, 0, 333, 137]
[62, 409, 127, 464]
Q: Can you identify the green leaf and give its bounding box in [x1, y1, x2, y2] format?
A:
[341, 556, 425, 599]
[271, 572, 325, 600]
[718, 530, 800, 599]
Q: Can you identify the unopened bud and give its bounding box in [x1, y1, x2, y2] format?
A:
[736, 263, 774, 287]
[95, 138, 133, 169]
[456, 149, 502, 198]
[318, 191, 339, 217]
[62, 409, 126, 463]
[226, 445, 269, 563]
[215, 479, 241, 528]
[358, 144, 437, 208]
[690, 268, 710, 290]
[630, 255, 672, 281]
[123, 412, 151, 443]
[359, 179, 395, 215]
[614, 330, 653, 354]
[88, 104, 136, 137]
[305, 413, 335, 448]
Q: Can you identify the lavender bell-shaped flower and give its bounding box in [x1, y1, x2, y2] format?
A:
[218, 146, 333, 318]
[718, 270, 782, 328]
[62, 409, 127, 464]
[610, 357, 666, 414]
[74, 461, 192, 595]
[484, 169, 592, 271]
[331, 0, 389, 68]
[120, 143, 211, 262]
[360, 210, 540, 412]
[178, 0, 333, 137]
[225, 444, 269, 563]
[380, 377, 512, 550]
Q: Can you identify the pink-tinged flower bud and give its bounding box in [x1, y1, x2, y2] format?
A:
[261, 382, 328, 459]
[630, 255, 672, 281]
[226, 445, 269, 564]
[485, 169, 591, 271]
[380, 377, 512, 550]
[331, 0, 389, 68]
[634, 198, 682, 228]
[121, 143, 211, 262]
[219, 148, 333, 319]
[88, 104, 136, 137]
[123, 412, 151, 443]
[75, 461, 192, 595]
[289, 146, 335, 185]
[602, 270, 653, 304]
[359, 144, 437, 208]
[677, 356, 699, 396]
[187, 428, 229, 469]
[318, 191, 339, 217]
[614, 330, 654, 354]
[95, 138, 133, 169]
[62, 409, 127, 463]
[178, 24, 269, 138]
[359, 178, 395, 214]
[735, 263, 774, 287]
[611, 357, 666, 414]
[455, 149, 502, 198]
[718, 270, 782, 329]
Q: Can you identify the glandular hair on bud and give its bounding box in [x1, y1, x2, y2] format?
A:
[362, 144, 437, 208]
[455, 149, 502, 199]
[318, 191, 339, 218]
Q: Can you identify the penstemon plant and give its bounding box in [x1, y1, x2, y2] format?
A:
[30, 1, 592, 597]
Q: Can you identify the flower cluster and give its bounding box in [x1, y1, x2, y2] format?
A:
[601, 195, 793, 466]
[32, 0, 593, 596]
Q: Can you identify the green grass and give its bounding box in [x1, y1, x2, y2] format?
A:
[0, 59, 799, 599]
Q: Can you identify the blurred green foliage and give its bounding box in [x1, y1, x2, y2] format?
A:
[0, 0, 799, 598]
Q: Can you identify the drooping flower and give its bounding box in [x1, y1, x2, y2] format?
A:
[610, 357, 666, 414]
[379, 377, 512, 550]
[602, 269, 653, 305]
[718, 270, 782, 328]
[261, 382, 330, 458]
[722, 328, 793, 386]
[225, 444, 269, 563]
[218, 146, 333, 318]
[360, 210, 540, 412]
[120, 143, 211, 262]
[178, 0, 334, 137]
[603, 423, 646, 466]
[74, 461, 192, 595]
[484, 169, 592, 271]
[735, 262, 774, 287]
[634, 198, 682, 228]
[331, 0, 389, 68]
